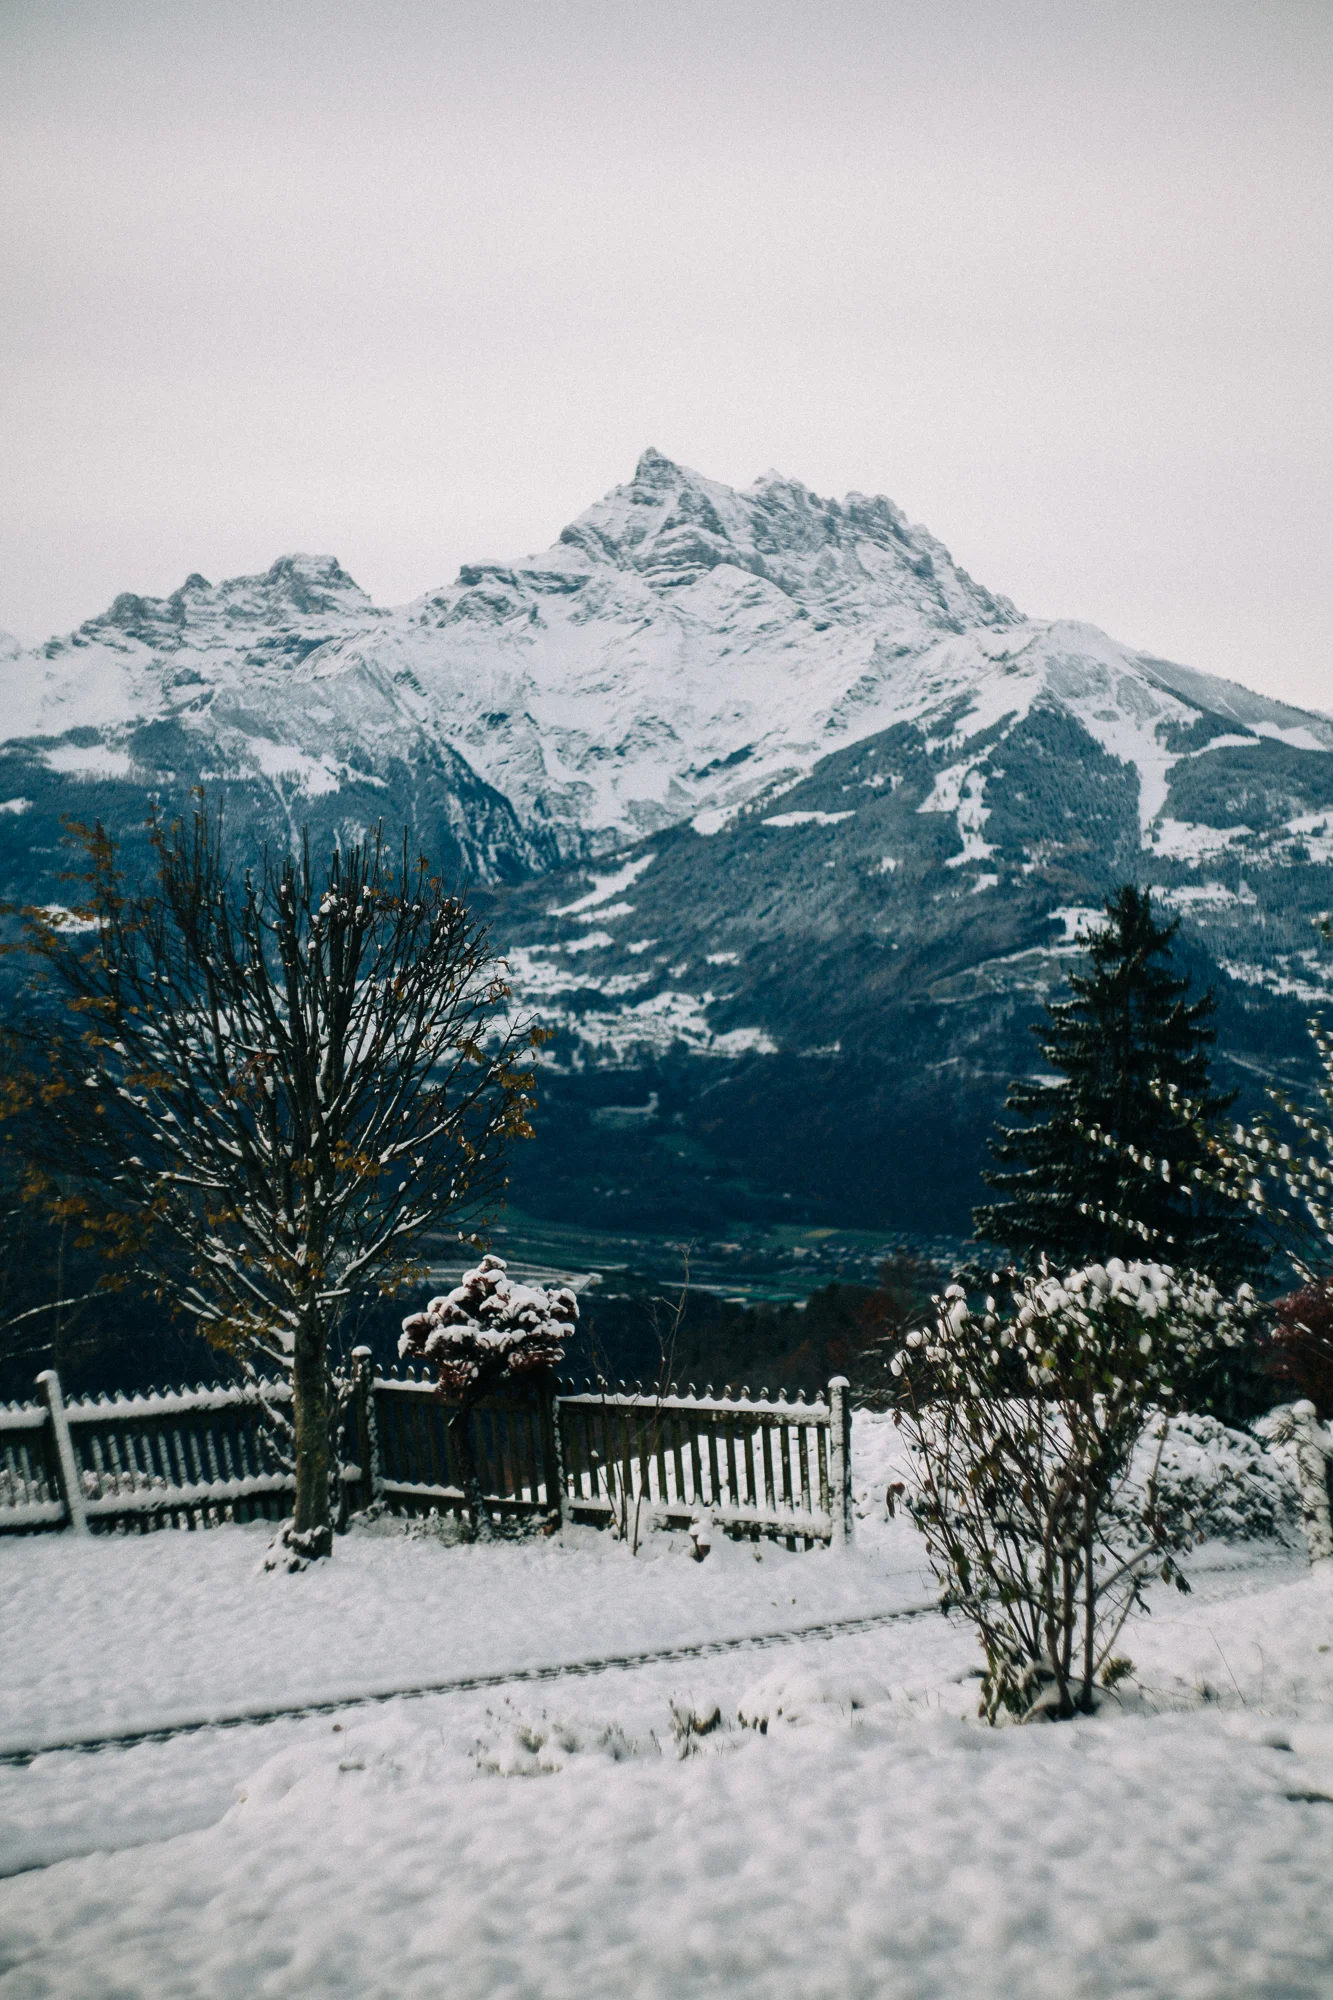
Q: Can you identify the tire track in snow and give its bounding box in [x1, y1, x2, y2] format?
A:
[0, 1601, 939, 1769]
[1, 1549, 1303, 1770]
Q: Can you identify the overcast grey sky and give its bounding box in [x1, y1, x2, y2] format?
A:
[1, 1, 1329, 709]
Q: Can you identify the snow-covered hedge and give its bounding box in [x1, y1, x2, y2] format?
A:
[1131, 1411, 1298, 1547]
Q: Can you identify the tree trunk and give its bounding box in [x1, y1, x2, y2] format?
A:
[288, 1313, 334, 1561]
[452, 1398, 498, 1542]
[1079, 1491, 1097, 1713]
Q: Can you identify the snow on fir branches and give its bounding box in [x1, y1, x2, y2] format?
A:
[1144, 1014, 1333, 1286]
[975, 887, 1263, 1289]
[3, 802, 543, 1563]
[400, 1254, 578, 1537]
[1082, 917, 1333, 1413]
[891, 1258, 1253, 1722]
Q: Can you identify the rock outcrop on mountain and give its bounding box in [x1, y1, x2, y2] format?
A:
[3, 450, 1331, 1240]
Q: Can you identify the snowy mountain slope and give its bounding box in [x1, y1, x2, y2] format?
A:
[3, 452, 1332, 1237]
[4, 450, 1329, 875]
[493, 688, 1333, 1067]
[0, 554, 553, 896]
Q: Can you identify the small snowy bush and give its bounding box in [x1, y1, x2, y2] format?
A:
[399, 1254, 578, 1537]
[892, 1259, 1253, 1722]
[736, 1667, 886, 1733]
[399, 1254, 577, 1393]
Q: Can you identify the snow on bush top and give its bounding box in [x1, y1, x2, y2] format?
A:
[892, 1259, 1251, 1399]
[399, 1254, 579, 1394]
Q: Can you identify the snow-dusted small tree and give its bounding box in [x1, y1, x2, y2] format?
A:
[400, 1253, 577, 1537]
[976, 887, 1261, 1287]
[891, 1260, 1251, 1721]
[1270, 1277, 1333, 1415]
[7, 805, 540, 1565]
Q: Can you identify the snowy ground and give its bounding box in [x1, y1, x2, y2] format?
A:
[0, 1418, 1329, 1998]
[0, 1512, 937, 1752]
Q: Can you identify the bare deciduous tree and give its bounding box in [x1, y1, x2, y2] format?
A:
[7, 803, 540, 1564]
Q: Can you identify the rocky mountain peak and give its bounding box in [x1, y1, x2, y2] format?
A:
[76, 552, 377, 658]
[5, 451, 1332, 887]
[545, 452, 1019, 644]
[630, 444, 680, 490]
[254, 553, 373, 617]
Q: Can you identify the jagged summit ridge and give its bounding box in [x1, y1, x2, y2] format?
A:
[368, 451, 1329, 847]
[553, 448, 1019, 633]
[79, 552, 378, 655]
[1, 452, 1329, 876]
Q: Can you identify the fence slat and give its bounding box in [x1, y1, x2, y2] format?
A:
[36, 1371, 87, 1534]
[421, 1393, 448, 1499]
[828, 1376, 853, 1548]
[788, 1416, 808, 1536]
[3, 1372, 842, 1547]
[741, 1422, 758, 1520]
[687, 1418, 704, 1516]
[760, 1420, 776, 1518]
[778, 1422, 796, 1550]
[545, 1392, 565, 1525]
[558, 1401, 583, 1508]
[670, 1414, 687, 1511]
[723, 1417, 740, 1515]
[704, 1420, 721, 1512]
[654, 1416, 670, 1514]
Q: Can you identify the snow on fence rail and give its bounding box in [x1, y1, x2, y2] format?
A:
[0, 1355, 854, 1550]
[0, 1369, 299, 1535]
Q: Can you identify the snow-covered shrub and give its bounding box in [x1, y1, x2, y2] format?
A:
[892, 1259, 1253, 1722]
[471, 1701, 643, 1777]
[1253, 1400, 1333, 1567]
[405, 1507, 471, 1548]
[399, 1254, 577, 1393]
[668, 1699, 724, 1756]
[399, 1254, 578, 1538]
[1131, 1411, 1298, 1546]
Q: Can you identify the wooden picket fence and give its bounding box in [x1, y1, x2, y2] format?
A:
[0, 1355, 854, 1550]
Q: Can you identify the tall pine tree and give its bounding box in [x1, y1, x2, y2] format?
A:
[975, 886, 1261, 1288]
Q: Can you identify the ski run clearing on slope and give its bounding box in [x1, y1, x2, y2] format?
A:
[761, 810, 856, 829]
[1, 1411, 1331, 1998]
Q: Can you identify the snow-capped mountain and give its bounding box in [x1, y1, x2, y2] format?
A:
[5, 447, 1329, 868]
[4, 450, 1332, 1237]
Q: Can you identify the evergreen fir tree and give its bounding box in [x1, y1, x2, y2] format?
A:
[974, 886, 1262, 1289]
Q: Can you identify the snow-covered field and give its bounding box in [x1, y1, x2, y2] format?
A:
[1, 1417, 1329, 1998]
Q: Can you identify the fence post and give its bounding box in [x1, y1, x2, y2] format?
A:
[548, 1389, 568, 1531]
[827, 1375, 853, 1549]
[1289, 1401, 1333, 1572]
[351, 1347, 384, 1512]
[36, 1368, 88, 1535]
